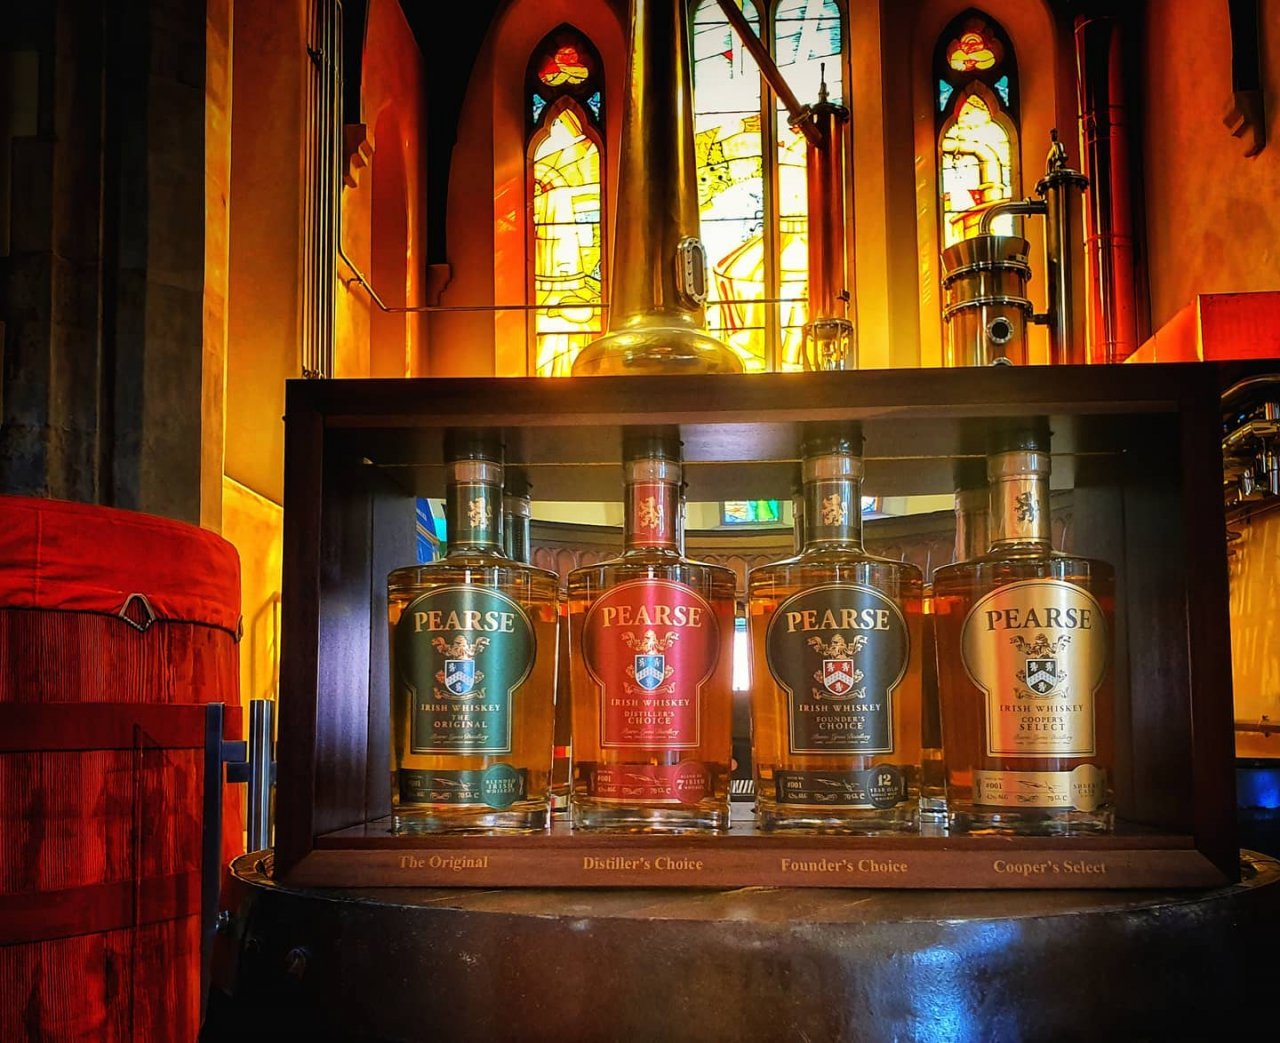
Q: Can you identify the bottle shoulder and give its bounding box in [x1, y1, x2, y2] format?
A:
[932, 549, 1115, 592]
[388, 555, 560, 595]
[748, 547, 924, 590]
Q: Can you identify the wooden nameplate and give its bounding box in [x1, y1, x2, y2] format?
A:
[284, 816, 1228, 891]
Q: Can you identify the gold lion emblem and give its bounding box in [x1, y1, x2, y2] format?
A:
[468, 496, 490, 527]
[821, 493, 847, 526]
[637, 496, 661, 529]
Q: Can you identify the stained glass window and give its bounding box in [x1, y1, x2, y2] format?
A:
[693, 0, 765, 371]
[692, 0, 847, 373]
[774, 0, 843, 371]
[935, 12, 1019, 250]
[531, 106, 603, 376]
[527, 27, 605, 375]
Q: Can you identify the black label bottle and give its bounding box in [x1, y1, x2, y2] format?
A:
[748, 421, 924, 834]
[387, 429, 559, 833]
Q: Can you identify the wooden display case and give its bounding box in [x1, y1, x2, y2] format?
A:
[275, 363, 1247, 889]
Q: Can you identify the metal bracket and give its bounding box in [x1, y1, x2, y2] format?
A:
[118, 592, 157, 632]
[223, 699, 277, 852]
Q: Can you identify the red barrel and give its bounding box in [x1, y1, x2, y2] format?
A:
[0, 496, 242, 1041]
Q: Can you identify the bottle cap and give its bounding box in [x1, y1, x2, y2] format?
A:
[622, 425, 683, 463]
[953, 457, 988, 491]
[503, 467, 532, 499]
[800, 420, 863, 458]
[443, 427, 504, 463]
[986, 416, 1052, 455]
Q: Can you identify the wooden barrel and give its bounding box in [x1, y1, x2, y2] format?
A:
[0, 496, 242, 1042]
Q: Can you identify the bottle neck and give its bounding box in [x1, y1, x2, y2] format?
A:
[801, 452, 864, 549]
[502, 493, 531, 563]
[623, 457, 682, 551]
[954, 486, 990, 562]
[987, 450, 1052, 550]
[446, 458, 504, 554]
[791, 488, 805, 555]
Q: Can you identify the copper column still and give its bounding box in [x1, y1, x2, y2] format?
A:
[801, 78, 854, 370]
[941, 132, 1090, 367]
[572, 0, 744, 376]
[1075, 13, 1140, 364]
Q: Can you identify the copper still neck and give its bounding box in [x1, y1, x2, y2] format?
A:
[571, 0, 743, 376]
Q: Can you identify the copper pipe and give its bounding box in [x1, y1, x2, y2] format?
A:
[1075, 14, 1139, 364]
[712, 0, 822, 146]
[804, 87, 848, 324]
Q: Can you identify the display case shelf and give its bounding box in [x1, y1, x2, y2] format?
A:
[276, 363, 1253, 890]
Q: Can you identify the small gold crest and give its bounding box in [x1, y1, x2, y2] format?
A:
[637, 496, 662, 529]
[821, 493, 847, 526]
[468, 496, 490, 527]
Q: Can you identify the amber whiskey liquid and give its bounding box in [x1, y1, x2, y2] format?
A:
[933, 427, 1115, 835]
[749, 422, 924, 834]
[921, 467, 993, 819]
[568, 427, 736, 832]
[387, 431, 559, 833]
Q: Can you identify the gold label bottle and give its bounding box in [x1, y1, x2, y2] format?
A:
[748, 422, 924, 833]
[387, 429, 559, 833]
[932, 419, 1115, 835]
[568, 427, 736, 832]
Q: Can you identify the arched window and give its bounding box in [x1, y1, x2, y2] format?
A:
[692, 0, 847, 372]
[527, 27, 605, 377]
[935, 11, 1019, 248]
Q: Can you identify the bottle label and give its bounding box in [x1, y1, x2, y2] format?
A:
[774, 765, 907, 809]
[394, 586, 536, 754]
[804, 478, 860, 544]
[581, 579, 720, 749]
[448, 481, 500, 548]
[398, 765, 528, 809]
[587, 762, 710, 805]
[628, 481, 679, 549]
[960, 579, 1108, 758]
[765, 584, 910, 755]
[972, 766, 1106, 812]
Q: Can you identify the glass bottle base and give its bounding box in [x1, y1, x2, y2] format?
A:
[755, 804, 919, 836]
[948, 804, 1115, 836]
[392, 803, 549, 835]
[571, 799, 730, 834]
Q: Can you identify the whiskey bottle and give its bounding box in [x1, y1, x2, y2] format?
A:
[932, 419, 1115, 834]
[748, 422, 924, 833]
[502, 467, 533, 564]
[921, 458, 991, 818]
[568, 427, 736, 832]
[387, 429, 559, 833]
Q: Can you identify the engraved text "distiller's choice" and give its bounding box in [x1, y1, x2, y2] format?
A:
[582, 856, 706, 871]
[597, 605, 705, 628]
[784, 608, 893, 633]
[983, 606, 1094, 631]
[413, 610, 517, 633]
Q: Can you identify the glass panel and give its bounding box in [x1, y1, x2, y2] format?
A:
[994, 74, 1010, 106]
[939, 92, 1014, 248]
[945, 20, 1003, 73]
[531, 93, 547, 125]
[938, 79, 955, 113]
[537, 41, 593, 87]
[774, 0, 844, 372]
[694, 0, 766, 372]
[586, 90, 602, 120]
[532, 108, 603, 376]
